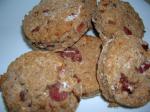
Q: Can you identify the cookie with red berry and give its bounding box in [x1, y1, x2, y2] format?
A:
[92, 0, 144, 42]
[56, 35, 102, 97]
[23, 0, 96, 51]
[97, 33, 150, 107]
[0, 51, 82, 112]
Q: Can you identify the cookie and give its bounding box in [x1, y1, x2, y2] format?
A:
[0, 51, 82, 112]
[56, 35, 102, 97]
[23, 0, 96, 51]
[97, 33, 150, 107]
[92, 0, 144, 42]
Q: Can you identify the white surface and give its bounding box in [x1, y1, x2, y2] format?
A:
[0, 0, 150, 112]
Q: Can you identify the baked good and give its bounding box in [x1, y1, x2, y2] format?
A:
[0, 35, 102, 111]
[56, 35, 102, 97]
[97, 33, 150, 107]
[0, 51, 82, 112]
[23, 0, 96, 50]
[92, 0, 145, 42]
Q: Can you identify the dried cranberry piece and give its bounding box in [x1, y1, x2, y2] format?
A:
[123, 26, 132, 35]
[76, 22, 86, 33]
[119, 73, 133, 94]
[20, 90, 27, 102]
[141, 41, 149, 51]
[48, 83, 68, 101]
[31, 26, 40, 33]
[57, 47, 82, 62]
[73, 74, 81, 83]
[137, 61, 150, 73]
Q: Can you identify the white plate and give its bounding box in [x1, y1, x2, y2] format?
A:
[0, 0, 150, 112]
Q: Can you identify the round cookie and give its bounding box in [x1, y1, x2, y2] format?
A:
[56, 35, 102, 97]
[23, 0, 96, 50]
[97, 33, 150, 107]
[92, 0, 145, 42]
[0, 51, 82, 112]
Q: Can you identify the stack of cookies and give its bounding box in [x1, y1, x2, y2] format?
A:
[0, 0, 150, 112]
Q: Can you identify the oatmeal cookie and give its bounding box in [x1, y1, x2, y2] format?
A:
[97, 33, 150, 107]
[56, 35, 102, 97]
[0, 51, 82, 112]
[23, 0, 96, 50]
[93, 0, 144, 42]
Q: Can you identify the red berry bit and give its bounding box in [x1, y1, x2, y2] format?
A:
[141, 41, 149, 51]
[137, 61, 150, 73]
[57, 47, 82, 62]
[123, 26, 132, 35]
[73, 74, 81, 83]
[20, 90, 27, 102]
[48, 83, 68, 101]
[31, 26, 40, 33]
[76, 22, 86, 33]
[119, 73, 133, 94]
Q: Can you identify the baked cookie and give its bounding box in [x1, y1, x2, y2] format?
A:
[56, 35, 102, 97]
[0, 51, 82, 112]
[97, 33, 150, 107]
[93, 0, 145, 42]
[23, 0, 96, 50]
